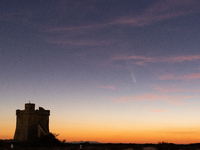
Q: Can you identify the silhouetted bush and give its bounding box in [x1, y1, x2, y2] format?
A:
[37, 133, 60, 147]
[20, 133, 61, 147]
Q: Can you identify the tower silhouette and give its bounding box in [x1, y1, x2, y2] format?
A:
[14, 103, 50, 141]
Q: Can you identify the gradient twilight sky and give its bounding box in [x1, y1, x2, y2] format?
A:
[1, 0, 200, 144]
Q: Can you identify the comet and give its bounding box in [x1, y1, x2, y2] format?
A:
[125, 59, 136, 83]
[132, 73, 136, 83]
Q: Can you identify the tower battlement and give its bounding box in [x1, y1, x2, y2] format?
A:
[14, 103, 50, 141]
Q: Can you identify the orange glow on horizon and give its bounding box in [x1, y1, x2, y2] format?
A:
[51, 125, 200, 144]
[2, 119, 200, 144]
[1, 125, 200, 144]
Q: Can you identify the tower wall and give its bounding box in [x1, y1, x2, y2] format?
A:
[14, 103, 50, 141]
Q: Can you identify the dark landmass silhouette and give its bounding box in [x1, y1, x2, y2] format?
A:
[67, 140, 100, 144]
[2, 138, 200, 150]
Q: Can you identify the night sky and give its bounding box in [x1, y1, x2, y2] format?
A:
[1, 0, 200, 144]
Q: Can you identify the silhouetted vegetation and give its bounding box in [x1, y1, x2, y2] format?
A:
[21, 133, 61, 147]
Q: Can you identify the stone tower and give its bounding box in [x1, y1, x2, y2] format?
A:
[14, 103, 50, 141]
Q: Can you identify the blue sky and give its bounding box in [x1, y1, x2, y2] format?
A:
[1, 0, 200, 143]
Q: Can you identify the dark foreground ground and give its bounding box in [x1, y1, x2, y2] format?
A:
[2, 140, 200, 150]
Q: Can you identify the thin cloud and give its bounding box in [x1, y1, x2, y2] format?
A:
[134, 94, 192, 103]
[44, 0, 200, 46]
[2, 0, 199, 30]
[151, 84, 200, 93]
[185, 73, 200, 80]
[110, 0, 200, 27]
[111, 55, 200, 66]
[153, 85, 186, 93]
[110, 93, 193, 105]
[169, 100, 185, 106]
[159, 73, 200, 80]
[168, 55, 200, 62]
[51, 0, 200, 29]
[2, 0, 199, 47]
[50, 0, 200, 30]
